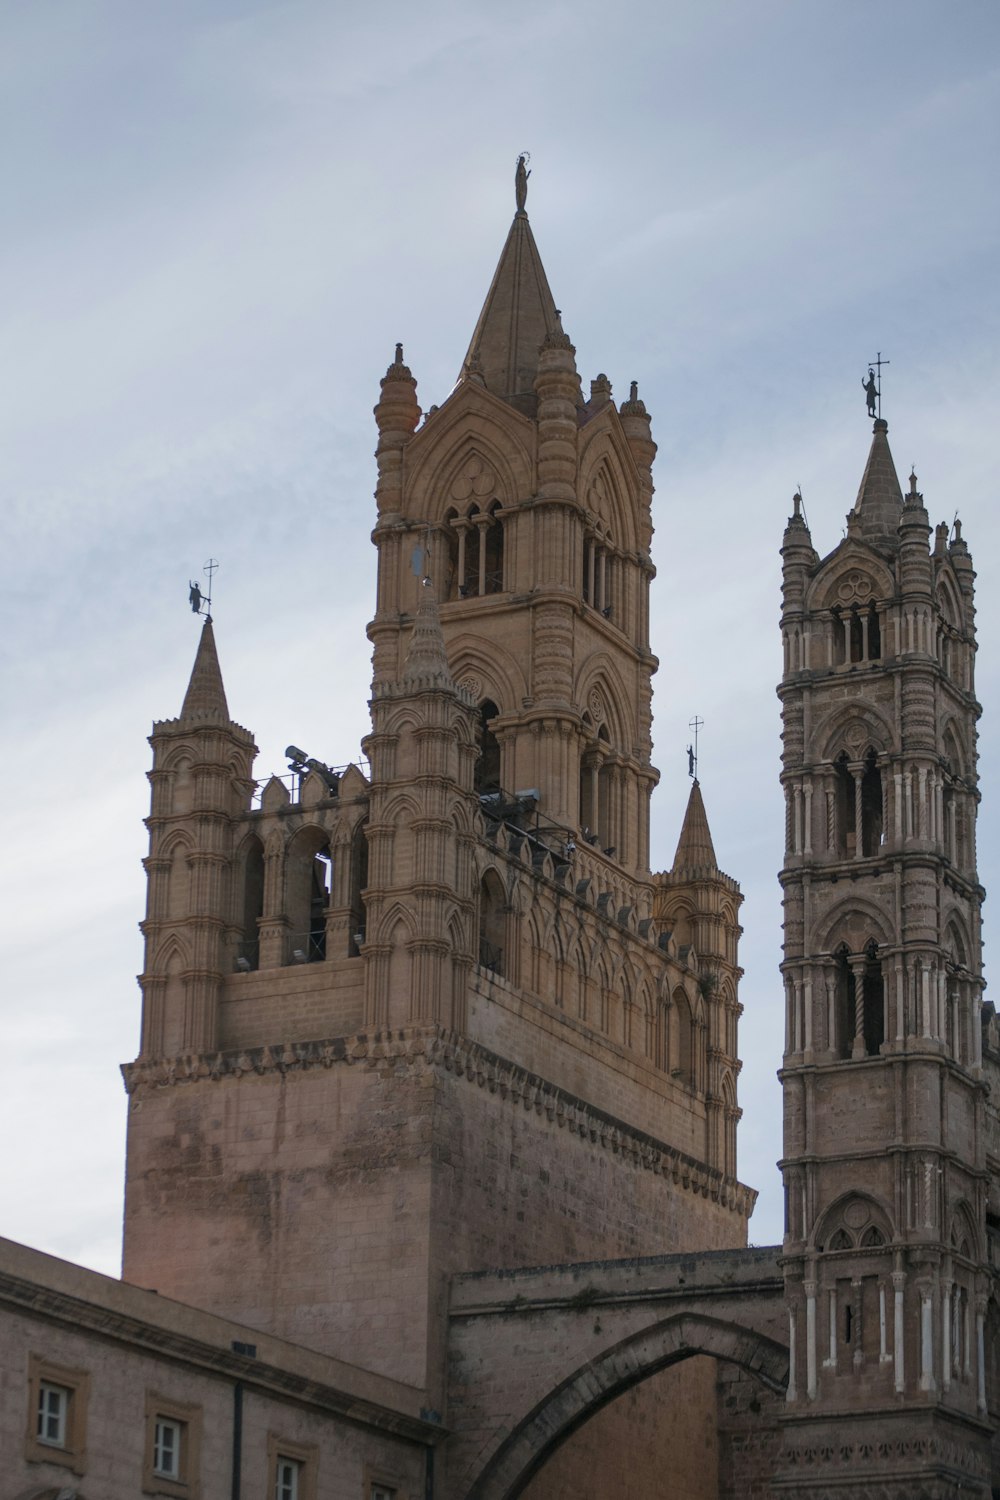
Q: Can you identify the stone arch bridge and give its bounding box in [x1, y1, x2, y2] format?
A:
[445, 1245, 787, 1499]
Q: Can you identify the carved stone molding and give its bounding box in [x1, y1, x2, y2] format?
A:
[121, 1025, 756, 1217]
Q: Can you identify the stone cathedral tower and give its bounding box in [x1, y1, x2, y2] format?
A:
[776, 418, 993, 1496]
[121, 170, 751, 1498]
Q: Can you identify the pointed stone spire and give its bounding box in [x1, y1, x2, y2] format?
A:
[180, 618, 230, 721]
[852, 418, 903, 542]
[402, 580, 455, 691]
[671, 780, 718, 874]
[460, 200, 562, 412]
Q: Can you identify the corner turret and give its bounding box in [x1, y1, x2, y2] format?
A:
[140, 622, 257, 1057]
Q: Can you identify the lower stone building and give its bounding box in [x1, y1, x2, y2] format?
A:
[2, 162, 998, 1499]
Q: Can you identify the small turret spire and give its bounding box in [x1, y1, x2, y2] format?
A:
[180, 617, 230, 721]
[402, 580, 455, 690]
[852, 418, 903, 541]
[459, 166, 563, 412]
[671, 779, 718, 874]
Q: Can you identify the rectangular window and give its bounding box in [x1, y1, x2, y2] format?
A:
[267, 1434, 316, 1500]
[371, 1488, 396, 1500]
[25, 1356, 90, 1475]
[275, 1457, 302, 1500]
[154, 1417, 183, 1478]
[144, 1392, 201, 1497]
[37, 1381, 69, 1446]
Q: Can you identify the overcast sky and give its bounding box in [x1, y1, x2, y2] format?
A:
[2, 0, 998, 1275]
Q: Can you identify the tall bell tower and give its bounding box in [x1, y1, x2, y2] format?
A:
[775, 416, 992, 1495]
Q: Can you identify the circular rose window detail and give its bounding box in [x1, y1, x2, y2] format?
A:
[844, 1199, 870, 1230]
[836, 571, 873, 604]
[460, 674, 483, 700]
[588, 689, 606, 722]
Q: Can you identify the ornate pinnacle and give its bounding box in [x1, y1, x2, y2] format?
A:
[619, 380, 648, 417]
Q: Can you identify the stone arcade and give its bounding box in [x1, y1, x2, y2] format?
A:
[3, 171, 999, 1500]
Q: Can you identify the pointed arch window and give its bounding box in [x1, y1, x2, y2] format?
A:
[861, 940, 885, 1054]
[583, 526, 615, 620]
[284, 828, 332, 964]
[478, 870, 505, 974]
[860, 750, 883, 856]
[348, 819, 369, 956]
[835, 754, 855, 856]
[239, 836, 264, 970]
[448, 501, 505, 599]
[475, 700, 502, 796]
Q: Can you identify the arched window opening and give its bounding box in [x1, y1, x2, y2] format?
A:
[830, 1228, 852, 1251]
[478, 870, 505, 974]
[867, 605, 881, 660]
[348, 820, 369, 956]
[475, 700, 502, 796]
[463, 506, 482, 596]
[860, 750, 883, 856]
[831, 607, 845, 665]
[860, 1226, 885, 1248]
[285, 830, 332, 964]
[443, 508, 460, 600]
[483, 502, 504, 594]
[672, 988, 694, 1086]
[582, 529, 614, 617]
[834, 945, 853, 1059]
[862, 939, 885, 1056]
[240, 837, 264, 970]
[835, 753, 855, 857]
[849, 608, 864, 663]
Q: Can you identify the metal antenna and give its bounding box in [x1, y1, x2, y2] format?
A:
[687, 715, 704, 781]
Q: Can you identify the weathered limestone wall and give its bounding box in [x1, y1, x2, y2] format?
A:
[520, 1359, 720, 1500]
[0, 1237, 431, 1500]
[123, 1025, 749, 1407]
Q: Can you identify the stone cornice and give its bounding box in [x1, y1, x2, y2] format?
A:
[122, 1025, 756, 1218]
[0, 1245, 440, 1446]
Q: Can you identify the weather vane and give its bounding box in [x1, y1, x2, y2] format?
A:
[188, 558, 218, 621]
[687, 715, 704, 780]
[863, 351, 889, 420]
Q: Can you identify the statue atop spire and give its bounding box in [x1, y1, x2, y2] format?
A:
[515, 152, 530, 213]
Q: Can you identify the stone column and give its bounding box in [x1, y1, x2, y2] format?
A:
[851, 956, 867, 1059]
[787, 1304, 798, 1403]
[892, 1269, 906, 1392]
[920, 1288, 935, 1391]
[805, 1278, 818, 1399]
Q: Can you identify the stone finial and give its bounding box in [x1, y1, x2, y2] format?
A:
[541, 308, 574, 352]
[589, 373, 613, 408]
[619, 380, 648, 418]
[464, 347, 487, 386]
[382, 342, 413, 382]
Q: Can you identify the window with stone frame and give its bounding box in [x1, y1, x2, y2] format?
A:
[364, 1462, 405, 1500]
[24, 1353, 90, 1475]
[143, 1391, 202, 1498]
[267, 1433, 317, 1500]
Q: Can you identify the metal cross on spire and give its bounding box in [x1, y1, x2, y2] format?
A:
[863, 351, 890, 420]
[687, 715, 704, 780]
[188, 558, 218, 621]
